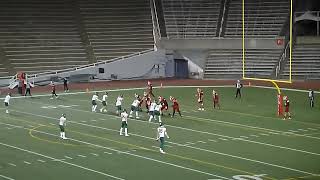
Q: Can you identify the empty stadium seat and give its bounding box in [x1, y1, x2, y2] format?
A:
[225, 0, 289, 38]
[281, 44, 320, 80]
[162, 0, 221, 39]
[204, 48, 281, 79]
[79, 0, 154, 62]
[0, 0, 89, 75]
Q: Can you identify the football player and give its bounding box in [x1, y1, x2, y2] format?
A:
[170, 96, 182, 117]
[4, 93, 11, 114]
[148, 100, 157, 122]
[120, 109, 129, 136]
[100, 91, 108, 112]
[50, 81, 58, 99]
[283, 96, 291, 120]
[91, 92, 101, 112]
[154, 102, 162, 123]
[58, 113, 67, 140]
[115, 95, 124, 116]
[129, 96, 140, 119]
[196, 88, 204, 110]
[156, 123, 170, 154]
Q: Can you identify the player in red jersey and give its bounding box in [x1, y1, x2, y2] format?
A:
[213, 90, 220, 109]
[147, 81, 155, 98]
[50, 81, 58, 99]
[196, 88, 204, 111]
[143, 91, 151, 112]
[159, 96, 169, 115]
[283, 96, 291, 120]
[170, 96, 181, 117]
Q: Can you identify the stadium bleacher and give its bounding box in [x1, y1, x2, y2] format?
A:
[0, 0, 88, 75]
[282, 44, 320, 80]
[79, 0, 154, 62]
[162, 0, 221, 39]
[204, 48, 281, 79]
[0, 63, 10, 77]
[225, 0, 289, 38]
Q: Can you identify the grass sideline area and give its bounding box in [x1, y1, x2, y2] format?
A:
[0, 85, 320, 180]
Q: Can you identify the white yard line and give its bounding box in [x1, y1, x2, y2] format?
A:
[12, 86, 320, 141]
[64, 156, 73, 160]
[0, 142, 125, 180]
[268, 132, 280, 135]
[77, 155, 87, 158]
[104, 151, 113, 155]
[90, 153, 99, 156]
[7, 119, 318, 177]
[0, 122, 229, 180]
[12, 106, 320, 157]
[2, 85, 319, 101]
[8, 163, 16, 167]
[23, 161, 31, 165]
[0, 174, 15, 180]
[37, 159, 46, 163]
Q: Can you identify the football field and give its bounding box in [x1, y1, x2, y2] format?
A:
[0, 85, 320, 180]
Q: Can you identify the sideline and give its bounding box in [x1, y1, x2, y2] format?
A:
[1, 85, 319, 100]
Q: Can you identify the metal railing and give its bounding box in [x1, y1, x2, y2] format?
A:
[275, 42, 290, 77]
[151, 0, 161, 39]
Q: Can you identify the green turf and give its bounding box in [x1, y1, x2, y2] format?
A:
[0, 86, 320, 180]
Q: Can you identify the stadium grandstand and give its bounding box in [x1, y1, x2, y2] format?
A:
[0, 0, 318, 82]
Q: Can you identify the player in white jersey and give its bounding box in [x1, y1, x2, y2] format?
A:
[100, 91, 108, 112]
[154, 103, 162, 123]
[4, 93, 11, 114]
[91, 92, 101, 112]
[120, 109, 129, 136]
[148, 100, 157, 122]
[156, 123, 169, 154]
[129, 98, 140, 119]
[58, 114, 67, 139]
[115, 95, 124, 116]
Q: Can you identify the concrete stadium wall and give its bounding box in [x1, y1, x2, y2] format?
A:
[95, 50, 167, 80]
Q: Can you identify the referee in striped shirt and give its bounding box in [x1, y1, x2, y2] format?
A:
[235, 80, 242, 99]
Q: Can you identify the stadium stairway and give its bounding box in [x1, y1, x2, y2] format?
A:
[0, 0, 89, 75]
[162, 0, 222, 39]
[204, 48, 281, 79]
[224, 0, 289, 38]
[281, 43, 320, 80]
[79, 0, 154, 62]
